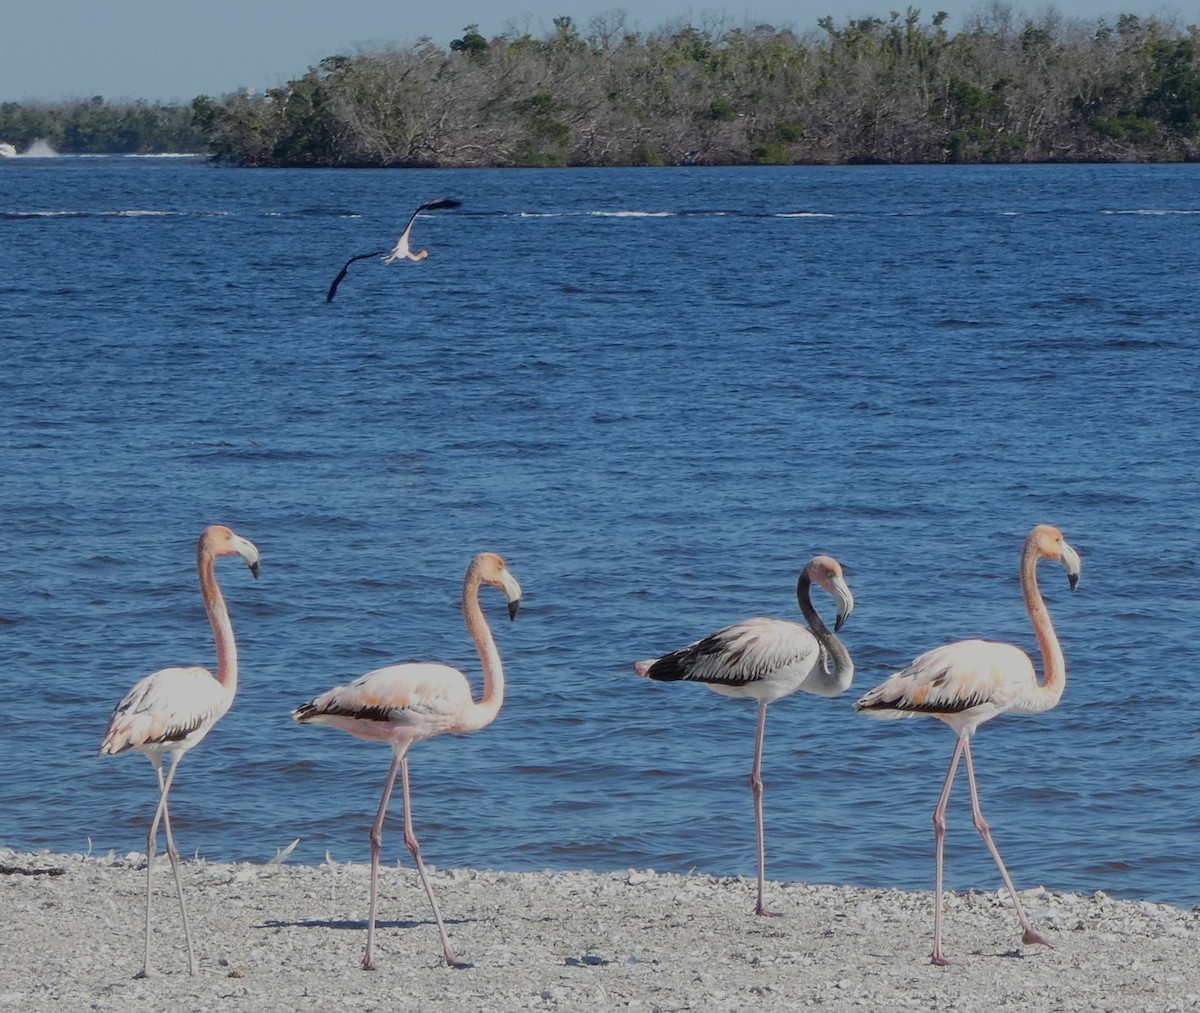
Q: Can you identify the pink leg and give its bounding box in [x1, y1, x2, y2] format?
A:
[400, 755, 470, 968]
[961, 743, 1053, 950]
[138, 753, 195, 978]
[930, 736, 966, 966]
[362, 750, 402, 971]
[749, 703, 779, 917]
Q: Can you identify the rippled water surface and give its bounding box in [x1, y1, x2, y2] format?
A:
[1, 158, 1198, 907]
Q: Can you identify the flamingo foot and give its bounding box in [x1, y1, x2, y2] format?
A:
[446, 956, 474, 970]
[1022, 926, 1055, 949]
[754, 903, 783, 918]
[135, 966, 161, 979]
[930, 950, 964, 967]
[362, 955, 377, 972]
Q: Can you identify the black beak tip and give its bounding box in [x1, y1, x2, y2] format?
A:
[250, 562, 261, 580]
[1068, 573, 1080, 592]
[508, 600, 521, 621]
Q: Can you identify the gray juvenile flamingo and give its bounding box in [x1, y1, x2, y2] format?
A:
[292, 552, 521, 969]
[855, 523, 1081, 965]
[634, 555, 855, 916]
[99, 524, 261, 978]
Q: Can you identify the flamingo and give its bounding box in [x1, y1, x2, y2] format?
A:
[325, 198, 462, 302]
[633, 555, 855, 916]
[98, 524, 260, 978]
[292, 551, 522, 970]
[854, 523, 1081, 965]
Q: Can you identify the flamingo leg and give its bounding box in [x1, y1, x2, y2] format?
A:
[157, 757, 198, 976]
[961, 742, 1053, 950]
[931, 735, 966, 966]
[138, 752, 191, 977]
[749, 702, 779, 917]
[363, 750, 402, 971]
[400, 755, 470, 968]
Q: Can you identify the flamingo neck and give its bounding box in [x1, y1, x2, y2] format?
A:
[796, 574, 854, 696]
[1018, 534, 1066, 713]
[198, 541, 238, 698]
[461, 563, 504, 732]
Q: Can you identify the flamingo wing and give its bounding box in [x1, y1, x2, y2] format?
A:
[637, 618, 821, 689]
[99, 666, 228, 755]
[326, 250, 387, 302]
[855, 639, 1035, 721]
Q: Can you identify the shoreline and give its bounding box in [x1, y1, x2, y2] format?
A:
[2, 849, 1197, 1012]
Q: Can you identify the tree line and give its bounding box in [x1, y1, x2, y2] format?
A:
[4, 8, 1199, 165]
[0, 96, 204, 154]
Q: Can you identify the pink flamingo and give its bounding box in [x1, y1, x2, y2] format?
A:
[855, 524, 1081, 965]
[292, 551, 522, 970]
[634, 555, 855, 916]
[98, 524, 260, 978]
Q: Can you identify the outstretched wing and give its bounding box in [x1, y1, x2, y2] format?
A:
[398, 198, 463, 239]
[326, 250, 386, 302]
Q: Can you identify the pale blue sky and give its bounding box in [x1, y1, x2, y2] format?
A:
[0, 1, 1185, 103]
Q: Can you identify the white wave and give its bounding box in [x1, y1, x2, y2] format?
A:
[776, 211, 835, 218]
[1102, 208, 1200, 216]
[588, 210, 673, 217]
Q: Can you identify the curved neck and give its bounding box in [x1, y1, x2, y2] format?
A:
[198, 541, 238, 696]
[1019, 534, 1067, 713]
[461, 562, 505, 731]
[796, 574, 854, 695]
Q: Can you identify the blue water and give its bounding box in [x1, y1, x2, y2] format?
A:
[1, 158, 1197, 909]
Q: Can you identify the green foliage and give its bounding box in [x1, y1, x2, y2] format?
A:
[0, 97, 203, 153]
[450, 25, 488, 57]
[28, 10, 1186, 166]
[707, 99, 736, 122]
[751, 142, 793, 164]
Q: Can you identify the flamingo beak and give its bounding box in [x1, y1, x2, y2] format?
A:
[500, 569, 522, 621]
[1060, 539, 1081, 593]
[831, 575, 855, 632]
[232, 535, 261, 580]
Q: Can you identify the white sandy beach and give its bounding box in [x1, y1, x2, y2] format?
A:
[1, 848, 1196, 1012]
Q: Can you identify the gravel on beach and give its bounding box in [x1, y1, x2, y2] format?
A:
[1, 848, 1196, 1012]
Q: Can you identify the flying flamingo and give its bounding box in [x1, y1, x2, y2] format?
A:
[98, 524, 261, 978]
[633, 555, 855, 916]
[855, 524, 1081, 965]
[325, 198, 462, 302]
[292, 552, 522, 970]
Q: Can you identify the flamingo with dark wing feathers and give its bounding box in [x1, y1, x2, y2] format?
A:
[292, 552, 521, 970]
[633, 555, 855, 916]
[326, 198, 462, 302]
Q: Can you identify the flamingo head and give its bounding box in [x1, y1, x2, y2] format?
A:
[474, 552, 522, 620]
[201, 524, 261, 579]
[1031, 524, 1081, 592]
[806, 555, 854, 631]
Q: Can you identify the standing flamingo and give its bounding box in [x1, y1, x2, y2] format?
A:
[292, 552, 522, 970]
[98, 524, 260, 978]
[633, 555, 855, 916]
[855, 524, 1081, 965]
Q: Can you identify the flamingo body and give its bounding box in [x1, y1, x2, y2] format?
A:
[855, 523, 1081, 965]
[637, 615, 846, 702]
[99, 666, 234, 756]
[98, 524, 260, 978]
[293, 662, 479, 744]
[634, 555, 854, 916]
[294, 551, 521, 970]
